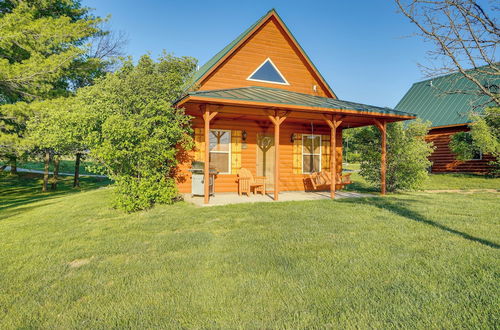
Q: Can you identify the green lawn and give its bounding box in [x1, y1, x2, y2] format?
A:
[2, 159, 98, 175]
[422, 172, 500, 190]
[0, 173, 499, 328]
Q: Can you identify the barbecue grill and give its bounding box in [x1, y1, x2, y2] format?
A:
[188, 161, 218, 196]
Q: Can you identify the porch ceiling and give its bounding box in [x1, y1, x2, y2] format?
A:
[176, 86, 416, 124]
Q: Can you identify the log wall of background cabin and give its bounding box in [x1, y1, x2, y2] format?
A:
[176, 118, 343, 194]
[427, 125, 495, 173]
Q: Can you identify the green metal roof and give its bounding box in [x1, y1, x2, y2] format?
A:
[395, 68, 499, 127]
[187, 9, 336, 97]
[181, 86, 415, 117]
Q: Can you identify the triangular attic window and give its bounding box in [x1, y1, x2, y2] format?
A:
[247, 58, 289, 85]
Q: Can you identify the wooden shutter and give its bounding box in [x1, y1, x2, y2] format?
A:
[292, 133, 303, 174]
[231, 130, 242, 174]
[321, 135, 330, 171]
[194, 128, 204, 161]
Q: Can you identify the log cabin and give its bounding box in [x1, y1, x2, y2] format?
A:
[174, 9, 416, 204]
[395, 68, 499, 174]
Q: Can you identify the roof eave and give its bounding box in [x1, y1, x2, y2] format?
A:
[178, 95, 416, 120]
[430, 123, 471, 130]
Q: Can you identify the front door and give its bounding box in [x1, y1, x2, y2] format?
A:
[256, 133, 275, 191]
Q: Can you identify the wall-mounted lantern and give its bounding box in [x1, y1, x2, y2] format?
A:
[290, 133, 297, 143]
[242, 130, 248, 149]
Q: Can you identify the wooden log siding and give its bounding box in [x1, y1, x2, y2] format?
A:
[292, 133, 302, 174]
[427, 126, 496, 173]
[321, 135, 331, 171]
[194, 128, 205, 161]
[199, 17, 332, 98]
[231, 130, 242, 173]
[177, 119, 343, 194]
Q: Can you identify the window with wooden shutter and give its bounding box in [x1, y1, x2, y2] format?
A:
[231, 130, 242, 173]
[292, 133, 302, 174]
[302, 134, 321, 173]
[209, 130, 231, 174]
[321, 135, 330, 171]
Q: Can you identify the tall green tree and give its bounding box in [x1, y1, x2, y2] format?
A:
[354, 120, 434, 192]
[0, 1, 101, 101]
[0, 102, 31, 173]
[0, 0, 123, 173]
[0, 0, 88, 19]
[22, 97, 90, 191]
[78, 53, 197, 211]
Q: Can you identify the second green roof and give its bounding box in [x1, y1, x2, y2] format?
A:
[395, 68, 499, 127]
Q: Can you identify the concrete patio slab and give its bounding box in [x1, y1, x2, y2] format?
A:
[183, 190, 376, 207]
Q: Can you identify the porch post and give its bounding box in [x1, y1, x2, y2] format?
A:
[202, 105, 218, 204]
[268, 111, 288, 201]
[324, 115, 343, 199]
[374, 119, 387, 195]
[330, 125, 336, 199]
[274, 119, 280, 201]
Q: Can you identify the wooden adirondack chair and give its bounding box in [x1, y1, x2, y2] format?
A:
[308, 170, 352, 190]
[237, 168, 266, 196]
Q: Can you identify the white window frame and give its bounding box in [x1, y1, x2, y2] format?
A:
[302, 134, 322, 174]
[209, 129, 232, 174]
[246, 58, 290, 85]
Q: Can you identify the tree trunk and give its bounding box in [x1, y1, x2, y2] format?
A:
[73, 153, 81, 188]
[42, 151, 50, 192]
[51, 155, 60, 191]
[10, 157, 17, 174]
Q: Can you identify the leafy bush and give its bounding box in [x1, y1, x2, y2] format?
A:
[113, 175, 179, 212]
[354, 120, 434, 192]
[449, 131, 480, 160]
[79, 53, 197, 211]
[450, 107, 500, 176]
[343, 127, 363, 163]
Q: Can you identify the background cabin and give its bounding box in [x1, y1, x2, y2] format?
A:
[396, 68, 499, 174]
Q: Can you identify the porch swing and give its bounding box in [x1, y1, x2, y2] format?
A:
[307, 121, 353, 190]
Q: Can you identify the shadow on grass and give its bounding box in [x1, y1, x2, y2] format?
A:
[343, 180, 379, 194]
[0, 172, 111, 220]
[339, 197, 499, 249]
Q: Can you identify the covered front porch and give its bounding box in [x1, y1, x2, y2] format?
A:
[183, 190, 373, 207]
[177, 86, 416, 204]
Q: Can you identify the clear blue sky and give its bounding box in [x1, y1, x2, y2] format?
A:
[83, 0, 434, 108]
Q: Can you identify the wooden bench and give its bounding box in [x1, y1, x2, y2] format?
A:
[308, 170, 352, 190]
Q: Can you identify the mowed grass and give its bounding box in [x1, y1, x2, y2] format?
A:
[422, 172, 500, 190]
[0, 172, 111, 220]
[1, 173, 499, 328]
